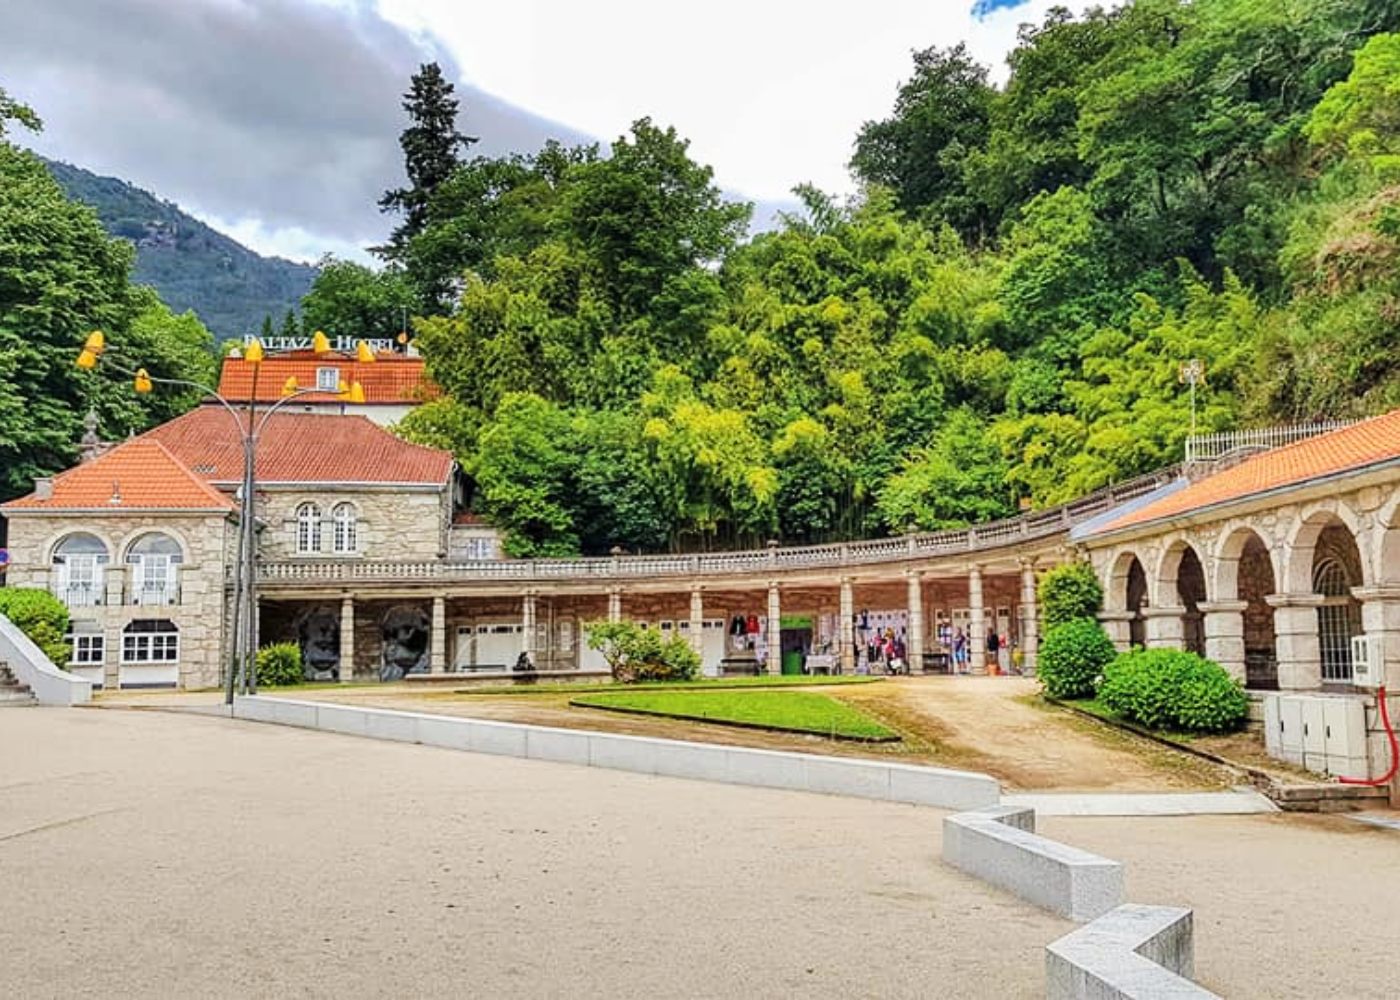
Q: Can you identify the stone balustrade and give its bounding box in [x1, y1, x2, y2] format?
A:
[256, 468, 1176, 587]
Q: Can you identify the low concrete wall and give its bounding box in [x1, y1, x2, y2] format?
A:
[231, 696, 1001, 810]
[1046, 904, 1220, 999]
[942, 805, 1123, 921]
[0, 612, 92, 705]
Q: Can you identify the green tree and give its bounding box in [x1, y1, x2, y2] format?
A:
[876, 409, 1012, 530]
[1038, 562, 1105, 631]
[470, 393, 580, 556]
[300, 257, 416, 341]
[378, 62, 475, 278]
[0, 85, 41, 138]
[851, 43, 995, 240]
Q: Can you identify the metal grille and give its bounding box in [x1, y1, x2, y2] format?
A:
[1314, 560, 1358, 683]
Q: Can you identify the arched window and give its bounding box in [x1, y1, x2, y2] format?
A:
[127, 532, 183, 606]
[52, 533, 110, 607]
[1314, 558, 1360, 683]
[296, 502, 322, 554]
[332, 503, 357, 554]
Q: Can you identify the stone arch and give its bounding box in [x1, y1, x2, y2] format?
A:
[1106, 549, 1147, 612]
[1377, 491, 1400, 587]
[1283, 502, 1369, 595]
[1214, 525, 1278, 689]
[1310, 523, 1365, 685]
[1156, 539, 1208, 656]
[1105, 549, 1149, 649]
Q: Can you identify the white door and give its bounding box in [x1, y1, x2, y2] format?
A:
[475, 624, 523, 668]
[453, 626, 475, 670]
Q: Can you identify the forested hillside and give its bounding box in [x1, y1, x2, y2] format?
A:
[323, 0, 1397, 558]
[0, 94, 217, 514]
[43, 159, 316, 341]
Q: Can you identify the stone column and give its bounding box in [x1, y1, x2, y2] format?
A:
[1019, 560, 1039, 675]
[1098, 611, 1136, 653]
[1142, 606, 1186, 649]
[968, 564, 986, 674]
[339, 596, 355, 681]
[906, 571, 924, 673]
[104, 565, 125, 608]
[838, 577, 855, 674]
[607, 588, 622, 624]
[522, 592, 538, 663]
[1199, 600, 1248, 683]
[766, 581, 781, 675]
[1354, 587, 1400, 680]
[430, 595, 446, 674]
[689, 588, 704, 655]
[1266, 593, 1324, 691]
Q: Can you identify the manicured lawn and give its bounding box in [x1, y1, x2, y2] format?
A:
[456, 675, 881, 696]
[570, 689, 899, 741]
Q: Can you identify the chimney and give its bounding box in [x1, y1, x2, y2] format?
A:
[34, 478, 54, 501]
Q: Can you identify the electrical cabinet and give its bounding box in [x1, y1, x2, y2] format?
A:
[1263, 693, 1374, 778]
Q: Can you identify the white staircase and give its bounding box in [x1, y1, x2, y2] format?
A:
[0, 662, 37, 706]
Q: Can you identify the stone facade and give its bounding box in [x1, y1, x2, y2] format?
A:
[257, 486, 448, 562]
[2, 512, 236, 690]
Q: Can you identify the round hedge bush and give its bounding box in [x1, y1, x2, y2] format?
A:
[1098, 648, 1247, 733]
[1037, 562, 1104, 632]
[0, 587, 71, 666]
[1037, 617, 1116, 699]
[255, 642, 304, 686]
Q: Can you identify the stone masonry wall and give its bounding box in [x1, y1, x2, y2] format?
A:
[256, 486, 447, 562]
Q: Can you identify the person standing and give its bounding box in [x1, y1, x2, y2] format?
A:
[952, 627, 967, 674]
[986, 628, 1001, 675]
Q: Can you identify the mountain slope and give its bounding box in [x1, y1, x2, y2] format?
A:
[43, 159, 317, 341]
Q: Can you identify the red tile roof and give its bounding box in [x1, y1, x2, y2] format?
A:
[217, 351, 438, 405]
[1098, 409, 1400, 534]
[2, 438, 235, 513]
[144, 408, 454, 485]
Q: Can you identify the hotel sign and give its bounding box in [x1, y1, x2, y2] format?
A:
[243, 334, 397, 353]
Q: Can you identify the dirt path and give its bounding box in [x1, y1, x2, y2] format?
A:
[838, 677, 1231, 791]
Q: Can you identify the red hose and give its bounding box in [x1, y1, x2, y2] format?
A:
[1339, 687, 1399, 786]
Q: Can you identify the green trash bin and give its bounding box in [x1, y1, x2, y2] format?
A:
[781, 651, 803, 675]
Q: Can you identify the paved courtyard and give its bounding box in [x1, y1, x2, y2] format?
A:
[4, 707, 1398, 998]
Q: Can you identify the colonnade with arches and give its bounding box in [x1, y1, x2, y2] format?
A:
[1088, 487, 1400, 691]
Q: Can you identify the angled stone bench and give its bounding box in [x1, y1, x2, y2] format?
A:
[942, 805, 1123, 921]
[1046, 904, 1220, 999]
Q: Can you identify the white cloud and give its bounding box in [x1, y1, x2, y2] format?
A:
[376, 0, 1096, 201]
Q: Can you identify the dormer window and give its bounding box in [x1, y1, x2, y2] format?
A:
[316, 366, 341, 391]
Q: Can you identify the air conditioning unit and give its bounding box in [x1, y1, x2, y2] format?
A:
[1350, 634, 1386, 689]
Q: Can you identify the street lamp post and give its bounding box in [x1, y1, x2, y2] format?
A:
[77, 331, 372, 704]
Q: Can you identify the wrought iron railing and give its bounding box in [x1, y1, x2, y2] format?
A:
[1184, 420, 1357, 465]
[255, 464, 1179, 587]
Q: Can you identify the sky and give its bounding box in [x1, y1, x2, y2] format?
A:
[1, 0, 1092, 264]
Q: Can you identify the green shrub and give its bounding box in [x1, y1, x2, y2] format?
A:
[1098, 648, 1247, 733]
[584, 621, 700, 683]
[1038, 562, 1104, 632]
[255, 642, 304, 686]
[0, 588, 71, 666]
[1037, 617, 1116, 699]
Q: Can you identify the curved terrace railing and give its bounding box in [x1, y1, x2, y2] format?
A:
[255, 465, 1179, 587]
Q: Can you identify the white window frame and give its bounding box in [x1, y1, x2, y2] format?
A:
[53, 534, 110, 608]
[332, 502, 357, 554]
[69, 632, 105, 665]
[121, 622, 180, 664]
[128, 534, 183, 607]
[296, 502, 322, 554]
[316, 366, 341, 391]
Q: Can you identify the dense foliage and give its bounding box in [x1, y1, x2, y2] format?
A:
[1098, 648, 1249, 733]
[43, 159, 316, 342]
[1037, 617, 1117, 699]
[1038, 562, 1105, 632]
[254, 642, 304, 687]
[0, 100, 218, 511]
[583, 620, 701, 683]
[0, 587, 71, 666]
[363, 2, 1400, 556]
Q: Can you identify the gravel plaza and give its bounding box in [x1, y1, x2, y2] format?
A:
[3, 706, 1399, 998]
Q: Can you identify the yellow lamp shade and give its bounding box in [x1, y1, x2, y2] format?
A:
[346, 381, 366, 404]
[396, 331, 409, 345]
[281, 376, 299, 396]
[336, 380, 350, 395]
[84, 330, 105, 353]
[244, 338, 265, 364]
[133, 368, 153, 394]
[311, 330, 332, 356]
[355, 340, 375, 363]
[76, 348, 98, 370]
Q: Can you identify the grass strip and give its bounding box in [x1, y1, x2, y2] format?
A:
[569, 689, 899, 741]
[454, 675, 882, 696]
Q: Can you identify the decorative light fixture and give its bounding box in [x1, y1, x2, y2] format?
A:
[244, 338, 265, 364]
[355, 340, 375, 364]
[311, 330, 332, 355]
[281, 376, 299, 397]
[133, 368, 153, 394]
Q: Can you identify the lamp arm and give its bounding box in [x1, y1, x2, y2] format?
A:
[253, 386, 337, 436]
[97, 355, 246, 432]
